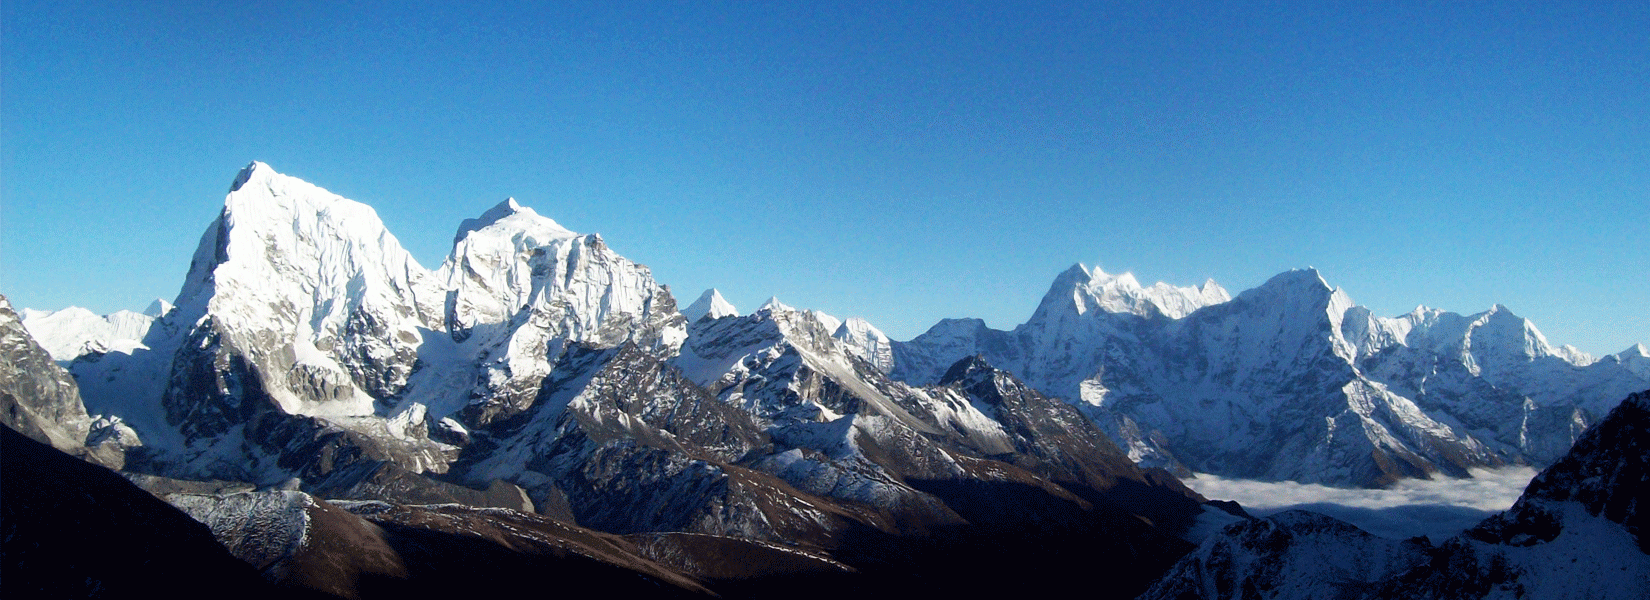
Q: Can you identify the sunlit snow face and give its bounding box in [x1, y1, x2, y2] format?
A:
[1185, 467, 1539, 542]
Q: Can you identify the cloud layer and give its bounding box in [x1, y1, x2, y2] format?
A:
[1185, 467, 1539, 541]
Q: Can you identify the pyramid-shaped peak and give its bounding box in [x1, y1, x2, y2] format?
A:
[682, 288, 739, 322]
[143, 298, 173, 318]
[758, 297, 793, 313]
[1052, 263, 1094, 288]
[1227, 268, 1344, 318]
[473, 197, 531, 223]
[219, 161, 367, 216]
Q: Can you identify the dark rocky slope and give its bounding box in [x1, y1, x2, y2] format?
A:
[1, 425, 292, 598]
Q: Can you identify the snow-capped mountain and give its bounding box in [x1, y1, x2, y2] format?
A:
[38, 163, 684, 490]
[681, 288, 738, 323]
[23, 164, 1642, 494]
[18, 301, 166, 363]
[1385, 388, 1650, 598]
[1614, 343, 1650, 379]
[887, 265, 1649, 486]
[12, 162, 1644, 598]
[420, 195, 685, 425]
[1057, 264, 1231, 319]
[16, 163, 1206, 595]
[1139, 389, 1650, 599]
[171, 161, 446, 419]
[672, 299, 1205, 534]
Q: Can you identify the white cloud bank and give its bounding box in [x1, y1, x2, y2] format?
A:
[1184, 467, 1540, 542]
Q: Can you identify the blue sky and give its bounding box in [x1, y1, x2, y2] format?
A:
[3, 1, 1646, 355]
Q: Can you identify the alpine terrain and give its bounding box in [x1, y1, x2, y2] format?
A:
[8, 163, 1214, 598]
[7, 162, 1645, 598]
[883, 264, 1650, 486]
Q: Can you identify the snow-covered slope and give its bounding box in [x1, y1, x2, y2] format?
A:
[1140, 389, 1650, 599]
[1092, 269, 1502, 484]
[19, 303, 163, 362]
[417, 196, 686, 425]
[1381, 389, 1650, 598]
[890, 265, 1649, 486]
[1351, 303, 1650, 465]
[673, 301, 970, 527]
[452, 341, 828, 541]
[1614, 343, 1650, 379]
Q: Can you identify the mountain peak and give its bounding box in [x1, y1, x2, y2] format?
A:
[229, 161, 271, 192]
[488, 197, 523, 217]
[1256, 268, 1333, 296]
[1090, 266, 1141, 288]
[1472, 303, 1541, 334]
[1055, 263, 1092, 285]
[452, 198, 573, 245]
[833, 316, 894, 372]
[142, 299, 173, 318]
[758, 297, 792, 313]
[1039, 264, 1230, 319]
[682, 289, 739, 322]
[937, 354, 997, 387]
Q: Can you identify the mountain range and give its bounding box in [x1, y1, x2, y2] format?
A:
[883, 263, 1649, 486]
[5, 162, 1646, 597]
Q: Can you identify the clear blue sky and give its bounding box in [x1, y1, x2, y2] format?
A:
[4, 1, 1646, 355]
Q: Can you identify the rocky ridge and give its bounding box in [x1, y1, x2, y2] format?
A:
[1, 295, 137, 468]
